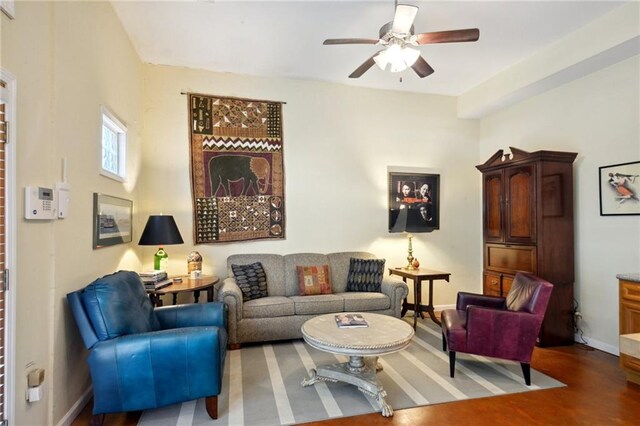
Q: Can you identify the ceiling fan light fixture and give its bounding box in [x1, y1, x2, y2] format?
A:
[374, 44, 419, 73]
[401, 46, 420, 67]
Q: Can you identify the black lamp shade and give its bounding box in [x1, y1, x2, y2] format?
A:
[138, 215, 184, 246]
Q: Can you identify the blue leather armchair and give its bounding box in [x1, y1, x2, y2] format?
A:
[67, 271, 227, 424]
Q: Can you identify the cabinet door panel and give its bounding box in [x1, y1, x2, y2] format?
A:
[485, 244, 537, 274]
[620, 299, 640, 336]
[505, 165, 536, 243]
[484, 172, 502, 241]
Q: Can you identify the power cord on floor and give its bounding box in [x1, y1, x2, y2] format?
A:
[571, 298, 592, 350]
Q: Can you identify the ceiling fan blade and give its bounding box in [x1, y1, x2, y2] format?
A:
[392, 4, 418, 34]
[323, 38, 379, 45]
[349, 54, 378, 78]
[411, 56, 435, 78]
[415, 28, 480, 44]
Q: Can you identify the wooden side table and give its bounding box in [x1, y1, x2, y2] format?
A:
[148, 275, 219, 307]
[388, 267, 451, 329]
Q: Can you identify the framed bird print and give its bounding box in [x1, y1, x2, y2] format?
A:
[599, 161, 640, 216]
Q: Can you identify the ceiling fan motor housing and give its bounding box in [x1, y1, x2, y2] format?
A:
[379, 21, 415, 41]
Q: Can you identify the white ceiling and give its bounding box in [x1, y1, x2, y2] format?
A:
[111, 1, 627, 96]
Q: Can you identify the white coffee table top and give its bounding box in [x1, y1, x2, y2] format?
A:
[301, 313, 414, 356]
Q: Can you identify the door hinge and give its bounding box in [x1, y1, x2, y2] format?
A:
[1, 269, 8, 291]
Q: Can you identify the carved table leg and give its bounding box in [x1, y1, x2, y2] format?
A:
[301, 368, 320, 387]
[301, 357, 394, 416]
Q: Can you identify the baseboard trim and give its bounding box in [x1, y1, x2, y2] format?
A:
[576, 333, 619, 355]
[435, 304, 456, 311]
[56, 386, 92, 426]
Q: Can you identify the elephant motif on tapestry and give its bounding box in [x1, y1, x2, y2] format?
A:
[209, 155, 271, 197]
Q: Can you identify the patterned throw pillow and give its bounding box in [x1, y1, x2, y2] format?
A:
[346, 258, 385, 292]
[296, 265, 332, 296]
[231, 262, 268, 302]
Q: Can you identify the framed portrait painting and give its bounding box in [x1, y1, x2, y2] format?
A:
[93, 193, 133, 248]
[388, 172, 440, 233]
[599, 161, 640, 216]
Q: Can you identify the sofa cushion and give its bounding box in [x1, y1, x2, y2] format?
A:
[341, 292, 390, 311]
[289, 294, 344, 315]
[284, 253, 331, 296]
[327, 252, 376, 293]
[297, 265, 332, 295]
[227, 254, 286, 296]
[81, 271, 160, 341]
[243, 296, 295, 319]
[346, 258, 386, 292]
[231, 262, 268, 302]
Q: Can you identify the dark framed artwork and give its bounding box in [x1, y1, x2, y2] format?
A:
[93, 193, 133, 248]
[388, 172, 440, 233]
[599, 161, 640, 216]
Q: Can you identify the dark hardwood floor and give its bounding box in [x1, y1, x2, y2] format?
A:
[72, 342, 640, 425]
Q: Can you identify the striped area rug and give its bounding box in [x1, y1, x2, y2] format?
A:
[138, 318, 564, 425]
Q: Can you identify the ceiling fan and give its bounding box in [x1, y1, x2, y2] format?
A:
[323, 2, 479, 79]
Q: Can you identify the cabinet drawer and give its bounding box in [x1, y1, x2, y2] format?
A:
[483, 272, 501, 296]
[502, 274, 515, 295]
[621, 280, 640, 303]
[485, 244, 537, 274]
[621, 353, 640, 372]
[483, 271, 514, 297]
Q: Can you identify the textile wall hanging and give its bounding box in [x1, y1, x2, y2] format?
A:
[188, 93, 285, 243]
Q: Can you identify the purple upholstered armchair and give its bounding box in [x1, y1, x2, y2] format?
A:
[441, 272, 553, 385]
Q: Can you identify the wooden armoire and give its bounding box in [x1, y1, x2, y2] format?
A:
[476, 147, 577, 346]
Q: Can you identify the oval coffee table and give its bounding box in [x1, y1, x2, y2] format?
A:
[301, 312, 414, 417]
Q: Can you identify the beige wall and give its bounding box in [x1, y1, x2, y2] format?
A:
[479, 56, 640, 353]
[140, 65, 482, 306]
[2, 1, 143, 424]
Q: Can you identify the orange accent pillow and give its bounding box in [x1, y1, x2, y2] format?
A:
[296, 265, 332, 296]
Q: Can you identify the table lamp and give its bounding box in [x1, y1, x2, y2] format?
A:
[139, 215, 184, 271]
[389, 208, 421, 270]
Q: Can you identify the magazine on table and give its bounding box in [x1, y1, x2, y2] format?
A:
[334, 313, 368, 328]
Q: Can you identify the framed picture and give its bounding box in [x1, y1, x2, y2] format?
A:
[388, 172, 440, 233]
[93, 193, 133, 248]
[599, 161, 640, 216]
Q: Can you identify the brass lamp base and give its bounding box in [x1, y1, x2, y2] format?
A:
[404, 234, 417, 270]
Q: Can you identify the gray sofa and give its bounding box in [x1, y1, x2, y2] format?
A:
[217, 252, 409, 346]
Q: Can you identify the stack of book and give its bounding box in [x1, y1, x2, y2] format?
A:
[139, 271, 172, 291]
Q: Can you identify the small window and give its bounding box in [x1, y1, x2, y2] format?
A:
[100, 106, 127, 182]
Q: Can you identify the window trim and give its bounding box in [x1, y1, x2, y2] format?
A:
[100, 105, 127, 182]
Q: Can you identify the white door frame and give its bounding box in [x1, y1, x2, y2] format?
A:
[1, 68, 17, 426]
